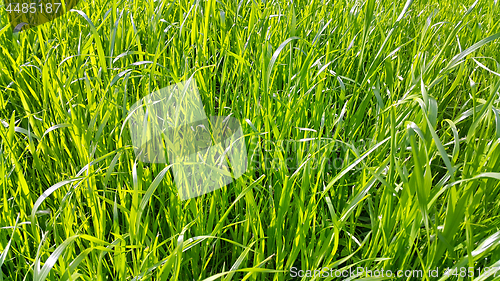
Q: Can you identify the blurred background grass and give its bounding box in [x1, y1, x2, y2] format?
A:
[1, 0, 500, 280]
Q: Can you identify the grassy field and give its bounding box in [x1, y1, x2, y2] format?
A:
[1, 0, 500, 280]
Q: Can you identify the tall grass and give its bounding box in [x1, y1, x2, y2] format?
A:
[1, 0, 500, 280]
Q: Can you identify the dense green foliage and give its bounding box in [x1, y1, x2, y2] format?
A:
[1, 0, 500, 279]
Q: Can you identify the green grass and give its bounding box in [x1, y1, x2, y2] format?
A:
[1, 0, 500, 280]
